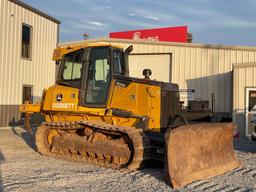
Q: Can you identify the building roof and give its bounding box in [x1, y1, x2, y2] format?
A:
[9, 0, 61, 24]
[233, 62, 256, 68]
[59, 38, 256, 52]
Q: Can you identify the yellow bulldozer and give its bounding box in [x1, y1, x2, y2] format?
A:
[19, 42, 240, 188]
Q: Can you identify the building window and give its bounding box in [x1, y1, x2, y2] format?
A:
[22, 85, 33, 104]
[21, 24, 32, 59]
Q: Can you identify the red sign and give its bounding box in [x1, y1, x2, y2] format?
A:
[109, 26, 188, 43]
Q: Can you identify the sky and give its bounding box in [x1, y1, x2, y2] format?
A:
[23, 0, 256, 46]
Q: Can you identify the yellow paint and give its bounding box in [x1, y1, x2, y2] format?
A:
[109, 80, 161, 130]
[19, 104, 41, 113]
[53, 42, 123, 61]
[20, 79, 162, 131]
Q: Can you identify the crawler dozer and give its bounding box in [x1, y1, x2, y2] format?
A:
[20, 42, 240, 188]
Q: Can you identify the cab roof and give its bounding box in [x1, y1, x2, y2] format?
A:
[53, 42, 123, 61]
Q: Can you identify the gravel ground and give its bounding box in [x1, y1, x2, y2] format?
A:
[0, 126, 256, 192]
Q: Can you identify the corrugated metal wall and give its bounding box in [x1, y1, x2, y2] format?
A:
[129, 54, 171, 82]
[0, 0, 58, 126]
[233, 63, 256, 111]
[233, 62, 256, 136]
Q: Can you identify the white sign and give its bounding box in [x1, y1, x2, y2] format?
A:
[179, 89, 195, 100]
[179, 89, 195, 106]
[132, 32, 159, 42]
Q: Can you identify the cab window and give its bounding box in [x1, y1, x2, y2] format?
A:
[113, 50, 124, 74]
[63, 51, 83, 80]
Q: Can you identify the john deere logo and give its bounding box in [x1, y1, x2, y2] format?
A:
[56, 94, 63, 102]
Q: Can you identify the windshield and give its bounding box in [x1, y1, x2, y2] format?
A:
[57, 49, 83, 88]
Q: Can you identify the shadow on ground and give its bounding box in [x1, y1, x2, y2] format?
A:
[8, 115, 43, 152]
[233, 138, 256, 153]
[0, 149, 5, 192]
[11, 126, 37, 152]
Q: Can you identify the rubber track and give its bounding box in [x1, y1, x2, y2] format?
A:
[36, 120, 151, 171]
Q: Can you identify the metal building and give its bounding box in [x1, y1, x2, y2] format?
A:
[59, 38, 256, 137]
[233, 62, 256, 137]
[0, 0, 60, 127]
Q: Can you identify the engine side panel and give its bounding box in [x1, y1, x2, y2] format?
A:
[43, 85, 79, 112]
[109, 78, 161, 131]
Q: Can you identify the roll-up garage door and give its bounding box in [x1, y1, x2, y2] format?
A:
[128, 54, 171, 82]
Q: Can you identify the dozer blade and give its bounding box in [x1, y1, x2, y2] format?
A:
[165, 123, 241, 189]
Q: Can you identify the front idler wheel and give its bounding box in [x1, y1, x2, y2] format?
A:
[35, 124, 59, 155]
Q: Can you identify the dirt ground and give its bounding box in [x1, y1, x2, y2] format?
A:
[0, 126, 256, 192]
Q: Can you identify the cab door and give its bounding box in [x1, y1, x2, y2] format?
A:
[79, 46, 112, 107]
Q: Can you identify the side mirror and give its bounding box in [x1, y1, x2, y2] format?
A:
[55, 60, 60, 65]
[124, 45, 133, 54]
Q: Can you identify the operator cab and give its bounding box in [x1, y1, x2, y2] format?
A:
[56, 46, 130, 107]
